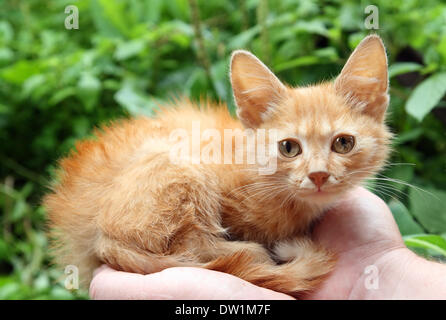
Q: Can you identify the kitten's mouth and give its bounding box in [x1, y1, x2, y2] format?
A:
[298, 185, 343, 198]
[308, 189, 332, 196]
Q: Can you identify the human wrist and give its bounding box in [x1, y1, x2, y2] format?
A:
[350, 247, 446, 299]
[392, 251, 446, 299]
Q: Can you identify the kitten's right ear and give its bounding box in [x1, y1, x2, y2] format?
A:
[230, 50, 287, 128]
[334, 35, 389, 122]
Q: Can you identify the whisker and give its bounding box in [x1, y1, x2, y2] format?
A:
[240, 185, 288, 204]
[366, 183, 404, 200]
[365, 176, 439, 200]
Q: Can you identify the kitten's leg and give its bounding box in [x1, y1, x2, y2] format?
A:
[204, 238, 335, 297]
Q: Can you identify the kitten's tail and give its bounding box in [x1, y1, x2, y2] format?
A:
[95, 236, 334, 297]
[96, 235, 193, 275]
[203, 249, 335, 297]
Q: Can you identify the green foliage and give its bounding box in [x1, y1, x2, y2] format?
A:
[406, 72, 446, 121]
[0, 0, 445, 299]
[388, 199, 424, 236]
[409, 187, 446, 234]
[404, 234, 446, 257]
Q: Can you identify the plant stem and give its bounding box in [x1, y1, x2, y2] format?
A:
[188, 0, 213, 86]
[2, 177, 14, 242]
[257, 0, 270, 65]
[240, 0, 249, 31]
[0, 155, 47, 186]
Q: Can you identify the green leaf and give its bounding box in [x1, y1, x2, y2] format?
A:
[72, 117, 91, 137]
[22, 74, 47, 100]
[48, 87, 77, 106]
[274, 56, 321, 72]
[0, 239, 9, 260]
[11, 199, 27, 222]
[348, 32, 367, 50]
[409, 187, 446, 233]
[91, 0, 132, 38]
[383, 165, 415, 192]
[186, 69, 208, 99]
[339, 4, 362, 32]
[393, 128, 423, 145]
[404, 234, 446, 257]
[77, 72, 101, 111]
[164, 0, 190, 20]
[49, 286, 77, 300]
[405, 72, 446, 121]
[114, 81, 158, 116]
[147, 0, 164, 23]
[388, 200, 424, 235]
[0, 282, 21, 300]
[0, 21, 14, 45]
[0, 60, 44, 85]
[98, 0, 132, 36]
[274, 48, 337, 72]
[227, 26, 260, 50]
[114, 39, 146, 61]
[388, 62, 422, 78]
[0, 47, 14, 65]
[293, 20, 328, 36]
[211, 60, 230, 101]
[33, 274, 50, 292]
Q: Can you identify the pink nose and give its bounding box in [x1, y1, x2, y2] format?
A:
[308, 171, 330, 189]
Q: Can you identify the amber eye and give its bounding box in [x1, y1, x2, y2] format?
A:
[278, 139, 302, 158]
[332, 135, 355, 154]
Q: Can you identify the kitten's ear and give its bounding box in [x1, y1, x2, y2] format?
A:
[230, 50, 287, 128]
[335, 35, 389, 122]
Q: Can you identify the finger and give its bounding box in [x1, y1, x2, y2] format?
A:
[90, 265, 294, 300]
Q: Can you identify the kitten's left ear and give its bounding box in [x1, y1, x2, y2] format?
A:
[230, 50, 287, 128]
[335, 35, 389, 122]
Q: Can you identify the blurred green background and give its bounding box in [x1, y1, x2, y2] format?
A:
[0, 0, 446, 299]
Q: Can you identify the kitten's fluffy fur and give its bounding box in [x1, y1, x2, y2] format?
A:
[44, 35, 392, 296]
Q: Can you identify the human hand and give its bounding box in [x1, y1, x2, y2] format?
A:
[305, 186, 446, 299]
[89, 264, 292, 299]
[90, 187, 446, 300]
[304, 186, 409, 299]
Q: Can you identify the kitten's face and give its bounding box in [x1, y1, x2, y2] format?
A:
[261, 86, 391, 203]
[231, 35, 392, 204]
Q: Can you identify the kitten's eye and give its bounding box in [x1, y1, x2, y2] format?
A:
[278, 139, 302, 158]
[332, 135, 355, 154]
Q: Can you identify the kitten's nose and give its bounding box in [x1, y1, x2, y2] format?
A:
[308, 171, 330, 189]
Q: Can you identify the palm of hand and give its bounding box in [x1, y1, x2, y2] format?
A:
[303, 187, 406, 299]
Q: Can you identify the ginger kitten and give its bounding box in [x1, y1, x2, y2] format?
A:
[44, 35, 392, 297]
